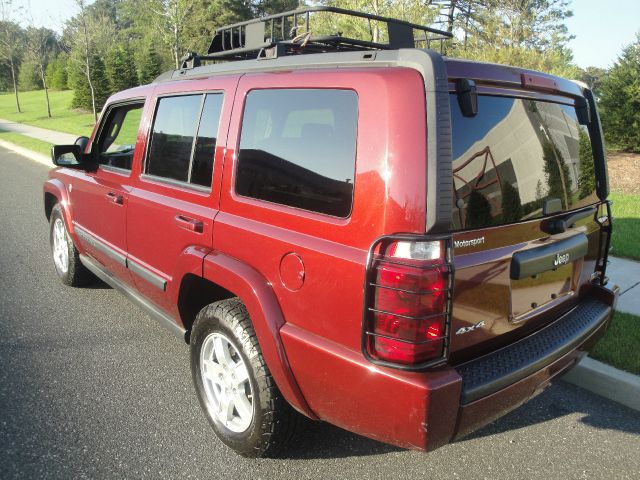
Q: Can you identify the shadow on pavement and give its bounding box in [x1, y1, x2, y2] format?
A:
[459, 380, 640, 443]
[274, 418, 402, 459]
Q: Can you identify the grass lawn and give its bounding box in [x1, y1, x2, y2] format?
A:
[609, 192, 640, 261]
[0, 89, 95, 136]
[591, 311, 640, 375]
[0, 130, 53, 157]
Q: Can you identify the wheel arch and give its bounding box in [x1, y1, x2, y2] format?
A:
[196, 251, 316, 419]
[43, 179, 74, 234]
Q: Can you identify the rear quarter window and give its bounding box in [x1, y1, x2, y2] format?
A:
[235, 89, 358, 218]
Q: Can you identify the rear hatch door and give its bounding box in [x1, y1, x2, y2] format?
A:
[446, 83, 605, 363]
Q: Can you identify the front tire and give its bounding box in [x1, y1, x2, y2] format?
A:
[190, 298, 300, 457]
[49, 204, 93, 286]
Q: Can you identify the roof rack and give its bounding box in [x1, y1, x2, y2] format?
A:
[179, 6, 452, 67]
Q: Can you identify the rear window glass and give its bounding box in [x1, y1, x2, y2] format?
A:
[450, 95, 598, 230]
[235, 89, 358, 218]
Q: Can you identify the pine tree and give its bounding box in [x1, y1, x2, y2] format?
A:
[500, 182, 523, 223]
[138, 43, 163, 85]
[599, 34, 640, 153]
[542, 140, 572, 209]
[466, 190, 493, 228]
[577, 128, 596, 199]
[71, 54, 110, 111]
[106, 43, 138, 93]
[46, 54, 69, 90]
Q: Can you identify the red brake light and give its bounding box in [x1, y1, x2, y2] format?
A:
[363, 238, 452, 367]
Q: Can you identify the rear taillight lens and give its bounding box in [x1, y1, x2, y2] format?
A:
[363, 237, 453, 368]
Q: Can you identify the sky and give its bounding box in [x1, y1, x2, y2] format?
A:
[566, 0, 640, 69]
[8, 0, 640, 70]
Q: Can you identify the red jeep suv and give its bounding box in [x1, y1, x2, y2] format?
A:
[44, 7, 618, 458]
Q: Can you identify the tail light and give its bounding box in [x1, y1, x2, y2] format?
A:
[362, 235, 454, 369]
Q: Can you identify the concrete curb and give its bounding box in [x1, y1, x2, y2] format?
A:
[562, 357, 640, 411]
[0, 139, 52, 169]
[2, 135, 640, 413]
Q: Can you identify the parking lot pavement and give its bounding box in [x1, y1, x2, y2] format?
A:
[1, 146, 639, 479]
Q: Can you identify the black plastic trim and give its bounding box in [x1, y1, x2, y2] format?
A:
[581, 87, 609, 200]
[79, 254, 185, 340]
[127, 258, 167, 291]
[456, 296, 612, 404]
[510, 233, 588, 280]
[412, 49, 453, 234]
[74, 225, 127, 267]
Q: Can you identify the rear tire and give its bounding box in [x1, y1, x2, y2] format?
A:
[49, 204, 93, 287]
[190, 298, 300, 457]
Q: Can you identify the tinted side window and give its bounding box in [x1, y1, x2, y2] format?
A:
[191, 94, 224, 187]
[236, 89, 358, 217]
[146, 95, 202, 183]
[96, 103, 143, 170]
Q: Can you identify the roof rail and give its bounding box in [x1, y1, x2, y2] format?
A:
[180, 6, 452, 65]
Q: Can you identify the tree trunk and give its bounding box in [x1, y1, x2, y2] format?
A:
[86, 65, 97, 122]
[9, 58, 21, 113]
[447, 0, 458, 33]
[372, 0, 380, 43]
[174, 22, 179, 69]
[39, 62, 52, 118]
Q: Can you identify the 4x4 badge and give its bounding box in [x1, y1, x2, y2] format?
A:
[456, 320, 486, 335]
[553, 252, 570, 266]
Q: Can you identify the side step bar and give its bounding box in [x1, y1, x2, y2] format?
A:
[79, 254, 187, 342]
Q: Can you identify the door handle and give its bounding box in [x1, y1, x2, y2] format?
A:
[175, 215, 204, 233]
[105, 192, 124, 205]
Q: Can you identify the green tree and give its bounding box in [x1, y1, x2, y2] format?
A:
[24, 26, 57, 117]
[46, 53, 69, 90]
[579, 66, 607, 99]
[577, 128, 595, 199]
[466, 190, 493, 228]
[106, 43, 138, 92]
[599, 33, 640, 153]
[65, 0, 117, 120]
[448, 0, 578, 76]
[139, 45, 163, 85]
[0, 4, 24, 112]
[313, 0, 438, 44]
[542, 140, 572, 209]
[501, 182, 523, 223]
[138, 43, 163, 84]
[18, 58, 42, 90]
[71, 54, 110, 111]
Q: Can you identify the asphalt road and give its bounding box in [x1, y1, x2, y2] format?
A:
[1, 145, 639, 480]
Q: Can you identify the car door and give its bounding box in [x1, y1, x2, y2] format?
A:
[71, 100, 146, 283]
[126, 76, 238, 317]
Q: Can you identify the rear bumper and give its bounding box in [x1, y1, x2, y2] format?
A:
[280, 284, 618, 451]
[453, 284, 617, 440]
[456, 294, 615, 405]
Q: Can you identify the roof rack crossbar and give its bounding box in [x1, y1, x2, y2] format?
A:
[204, 6, 453, 62]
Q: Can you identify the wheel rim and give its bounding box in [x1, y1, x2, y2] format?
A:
[52, 218, 69, 274]
[200, 332, 254, 433]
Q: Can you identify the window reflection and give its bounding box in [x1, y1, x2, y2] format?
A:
[451, 95, 597, 230]
[236, 89, 358, 217]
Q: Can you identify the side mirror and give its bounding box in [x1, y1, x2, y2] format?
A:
[51, 144, 84, 167]
[75, 136, 90, 152]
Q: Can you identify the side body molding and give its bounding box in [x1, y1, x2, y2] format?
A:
[202, 251, 316, 419]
